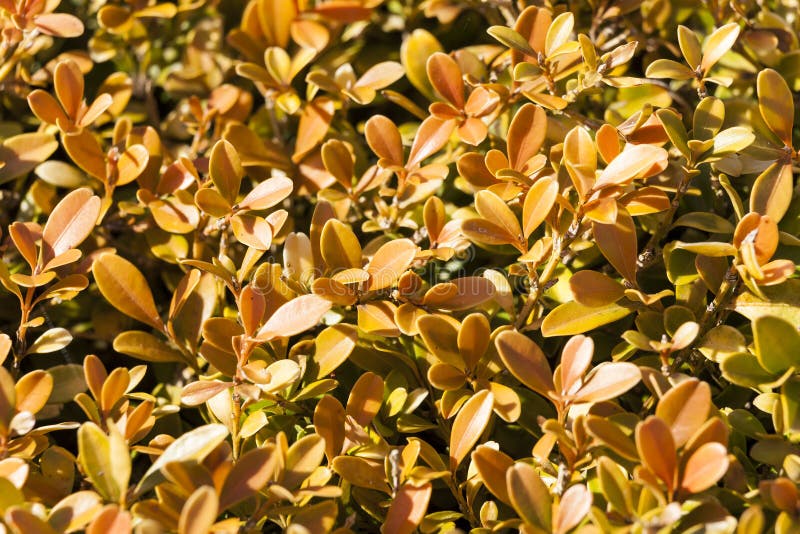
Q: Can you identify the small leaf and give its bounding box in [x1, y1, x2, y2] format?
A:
[522, 177, 558, 238]
[680, 442, 730, 493]
[78, 423, 129, 503]
[346, 372, 384, 427]
[507, 103, 546, 171]
[256, 294, 332, 340]
[321, 219, 362, 270]
[113, 331, 185, 363]
[700, 23, 740, 74]
[475, 190, 522, 246]
[313, 324, 357, 378]
[27, 328, 72, 355]
[594, 144, 668, 189]
[597, 456, 634, 517]
[677, 26, 702, 68]
[367, 239, 417, 291]
[636, 417, 676, 493]
[506, 462, 551, 530]
[401, 29, 443, 101]
[753, 315, 800, 374]
[41, 188, 101, 263]
[178, 486, 218, 534]
[544, 12, 574, 57]
[569, 271, 625, 307]
[572, 362, 641, 403]
[407, 116, 455, 168]
[495, 330, 553, 397]
[365, 115, 404, 167]
[136, 424, 229, 495]
[449, 389, 494, 470]
[93, 254, 164, 330]
[542, 300, 633, 337]
[750, 162, 793, 223]
[656, 379, 711, 447]
[219, 445, 277, 510]
[332, 456, 390, 493]
[209, 140, 243, 205]
[554, 484, 592, 534]
[381, 482, 432, 534]
[472, 445, 514, 505]
[488, 26, 536, 56]
[236, 176, 293, 211]
[593, 210, 638, 282]
[757, 69, 794, 146]
[645, 59, 694, 80]
[427, 53, 464, 108]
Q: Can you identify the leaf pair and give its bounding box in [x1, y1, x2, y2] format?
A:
[311, 219, 419, 304]
[307, 61, 404, 105]
[10, 187, 100, 275]
[28, 60, 112, 133]
[462, 179, 558, 255]
[495, 331, 641, 413]
[646, 23, 740, 88]
[426, 52, 499, 145]
[472, 447, 593, 534]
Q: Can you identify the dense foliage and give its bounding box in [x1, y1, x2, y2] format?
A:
[0, 0, 800, 532]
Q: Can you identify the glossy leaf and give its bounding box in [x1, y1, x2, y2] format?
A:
[449, 389, 494, 469]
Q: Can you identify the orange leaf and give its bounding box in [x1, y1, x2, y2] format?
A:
[427, 52, 464, 108]
[636, 416, 677, 493]
[93, 254, 164, 331]
[345, 372, 384, 427]
[407, 116, 455, 169]
[656, 379, 711, 448]
[522, 176, 558, 238]
[219, 445, 277, 510]
[367, 239, 418, 291]
[593, 209, 638, 283]
[381, 482, 432, 534]
[559, 335, 593, 397]
[572, 362, 640, 403]
[495, 330, 554, 397]
[507, 104, 546, 171]
[365, 115, 404, 167]
[680, 442, 729, 493]
[256, 294, 331, 340]
[293, 98, 335, 163]
[54, 60, 84, 120]
[449, 389, 494, 469]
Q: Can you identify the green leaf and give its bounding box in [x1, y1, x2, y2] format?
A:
[712, 127, 755, 156]
[719, 352, 778, 388]
[78, 422, 130, 503]
[672, 213, 734, 234]
[645, 59, 694, 80]
[781, 378, 800, 439]
[597, 456, 633, 517]
[677, 26, 702, 69]
[656, 109, 690, 159]
[488, 26, 537, 56]
[733, 280, 800, 325]
[753, 316, 800, 374]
